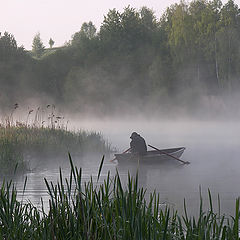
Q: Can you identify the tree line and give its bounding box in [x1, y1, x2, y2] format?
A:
[1, 0, 240, 116]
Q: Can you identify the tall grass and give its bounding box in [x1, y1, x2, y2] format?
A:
[0, 124, 111, 158]
[0, 155, 239, 239]
[0, 105, 112, 174]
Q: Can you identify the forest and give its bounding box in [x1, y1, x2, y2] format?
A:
[1, 0, 240, 117]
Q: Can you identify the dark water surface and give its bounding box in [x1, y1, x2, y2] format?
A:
[14, 120, 240, 216]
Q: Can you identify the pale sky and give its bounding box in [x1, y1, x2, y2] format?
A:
[1, 0, 237, 50]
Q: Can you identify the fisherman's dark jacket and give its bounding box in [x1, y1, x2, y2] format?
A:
[130, 135, 147, 155]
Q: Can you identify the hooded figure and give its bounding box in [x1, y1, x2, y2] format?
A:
[130, 132, 147, 155]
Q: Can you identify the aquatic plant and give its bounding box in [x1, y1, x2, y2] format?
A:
[0, 155, 239, 239]
[0, 138, 25, 174]
[0, 105, 112, 174]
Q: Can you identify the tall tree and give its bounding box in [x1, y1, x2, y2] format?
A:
[100, 9, 122, 52]
[49, 38, 55, 48]
[32, 33, 45, 58]
[202, 0, 222, 88]
[0, 32, 18, 61]
[217, 0, 240, 90]
[72, 21, 97, 45]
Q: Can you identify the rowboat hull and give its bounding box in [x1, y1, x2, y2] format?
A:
[115, 147, 186, 165]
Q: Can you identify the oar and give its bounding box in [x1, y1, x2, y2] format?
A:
[110, 148, 131, 162]
[148, 144, 190, 164]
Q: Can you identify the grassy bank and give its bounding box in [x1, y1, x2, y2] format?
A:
[0, 156, 239, 239]
[0, 111, 112, 174]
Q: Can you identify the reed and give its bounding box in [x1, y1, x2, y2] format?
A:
[0, 105, 112, 174]
[0, 155, 239, 239]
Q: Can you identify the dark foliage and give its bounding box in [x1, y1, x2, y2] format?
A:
[1, 1, 240, 116]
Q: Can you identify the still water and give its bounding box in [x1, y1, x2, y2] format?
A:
[15, 120, 240, 216]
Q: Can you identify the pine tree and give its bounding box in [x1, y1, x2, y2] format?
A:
[32, 32, 45, 57]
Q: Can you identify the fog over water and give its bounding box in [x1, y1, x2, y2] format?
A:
[15, 119, 240, 216]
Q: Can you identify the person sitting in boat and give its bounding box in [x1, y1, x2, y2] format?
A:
[130, 132, 147, 156]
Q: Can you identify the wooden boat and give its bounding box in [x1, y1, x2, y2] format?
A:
[114, 147, 186, 165]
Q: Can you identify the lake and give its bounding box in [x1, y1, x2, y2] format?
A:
[14, 119, 240, 216]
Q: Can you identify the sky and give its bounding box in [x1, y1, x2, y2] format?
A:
[1, 0, 238, 50]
